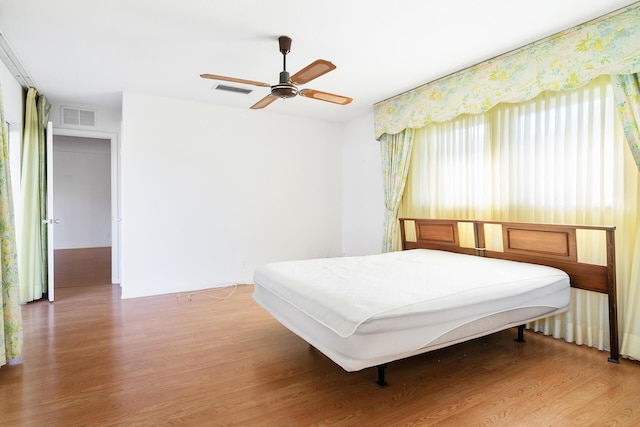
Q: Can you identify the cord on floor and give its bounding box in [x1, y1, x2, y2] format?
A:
[175, 283, 239, 303]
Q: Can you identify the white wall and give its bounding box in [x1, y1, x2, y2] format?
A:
[1, 62, 387, 298]
[341, 111, 384, 256]
[0, 62, 23, 127]
[120, 92, 344, 298]
[53, 135, 111, 249]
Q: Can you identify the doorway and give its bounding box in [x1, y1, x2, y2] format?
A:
[51, 128, 120, 289]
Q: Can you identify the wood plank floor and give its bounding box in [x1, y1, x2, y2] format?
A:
[1, 284, 639, 426]
[54, 247, 111, 287]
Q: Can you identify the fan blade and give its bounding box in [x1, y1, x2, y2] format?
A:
[289, 60, 336, 85]
[298, 89, 352, 105]
[200, 74, 270, 87]
[250, 94, 279, 109]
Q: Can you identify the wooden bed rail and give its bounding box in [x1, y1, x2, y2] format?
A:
[399, 218, 619, 363]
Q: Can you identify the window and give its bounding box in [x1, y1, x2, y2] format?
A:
[401, 75, 621, 222]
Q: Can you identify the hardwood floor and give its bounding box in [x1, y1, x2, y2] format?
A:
[54, 247, 111, 287]
[1, 284, 639, 426]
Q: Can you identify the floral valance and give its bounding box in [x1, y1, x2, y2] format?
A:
[374, 2, 640, 140]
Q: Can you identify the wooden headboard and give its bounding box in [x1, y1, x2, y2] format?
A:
[399, 218, 619, 363]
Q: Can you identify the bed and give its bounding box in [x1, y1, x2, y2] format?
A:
[253, 219, 618, 385]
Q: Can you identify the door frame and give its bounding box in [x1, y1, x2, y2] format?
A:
[51, 128, 121, 284]
[46, 123, 54, 301]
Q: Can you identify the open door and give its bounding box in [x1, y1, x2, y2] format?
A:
[45, 121, 56, 301]
[48, 128, 121, 288]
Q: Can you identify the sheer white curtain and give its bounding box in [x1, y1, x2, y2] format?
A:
[400, 75, 640, 357]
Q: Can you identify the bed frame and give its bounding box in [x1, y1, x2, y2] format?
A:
[255, 218, 619, 387]
[399, 218, 619, 364]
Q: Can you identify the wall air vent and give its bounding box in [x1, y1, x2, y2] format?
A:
[62, 107, 96, 127]
[214, 84, 253, 95]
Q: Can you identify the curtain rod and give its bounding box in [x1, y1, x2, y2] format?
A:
[0, 31, 37, 90]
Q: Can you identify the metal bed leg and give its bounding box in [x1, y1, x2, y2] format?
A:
[515, 325, 526, 342]
[375, 364, 388, 387]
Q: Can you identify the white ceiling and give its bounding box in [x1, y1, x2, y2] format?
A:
[0, 0, 636, 123]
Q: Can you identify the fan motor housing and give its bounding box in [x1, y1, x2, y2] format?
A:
[271, 84, 298, 98]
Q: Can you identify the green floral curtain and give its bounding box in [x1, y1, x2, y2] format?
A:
[612, 73, 640, 359]
[613, 73, 640, 169]
[0, 82, 22, 367]
[374, 2, 640, 153]
[18, 88, 50, 304]
[381, 128, 414, 252]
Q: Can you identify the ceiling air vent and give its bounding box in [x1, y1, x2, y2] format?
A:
[214, 84, 253, 95]
[61, 106, 96, 127]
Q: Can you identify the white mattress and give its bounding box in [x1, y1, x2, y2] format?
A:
[253, 249, 570, 371]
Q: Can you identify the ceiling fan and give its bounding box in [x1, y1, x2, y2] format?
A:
[201, 36, 353, 110]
